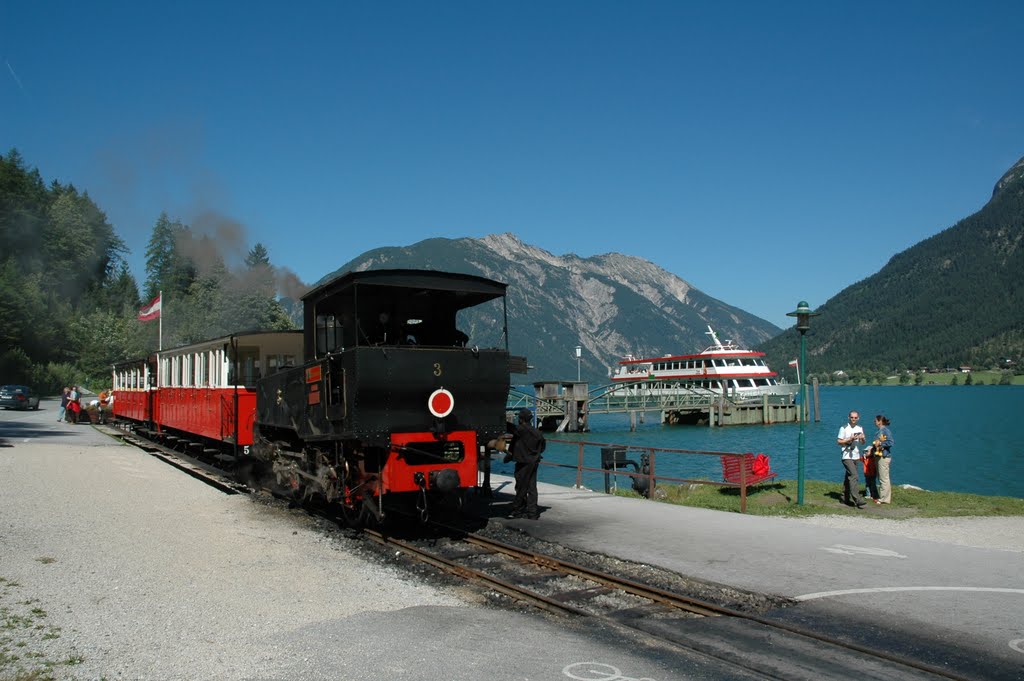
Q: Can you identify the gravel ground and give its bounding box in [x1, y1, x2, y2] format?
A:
[0, 438, 468, 680]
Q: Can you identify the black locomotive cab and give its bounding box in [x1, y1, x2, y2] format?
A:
[252, 269, 512, 520]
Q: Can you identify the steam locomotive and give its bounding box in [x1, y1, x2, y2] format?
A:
[113, 269, 516, 524]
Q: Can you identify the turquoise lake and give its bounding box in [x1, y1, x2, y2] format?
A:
[499, 385, 1024, 499]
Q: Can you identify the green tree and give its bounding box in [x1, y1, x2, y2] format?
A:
[144, 212, 196, 301]
[245, 243, 270, 268]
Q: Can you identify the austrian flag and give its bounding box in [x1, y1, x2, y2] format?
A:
[137, 294, 162, 322]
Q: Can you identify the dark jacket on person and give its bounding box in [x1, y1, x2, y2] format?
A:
[509, 421, 545, 464]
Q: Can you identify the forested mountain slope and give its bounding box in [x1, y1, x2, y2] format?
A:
[759, 155, 1024, 376]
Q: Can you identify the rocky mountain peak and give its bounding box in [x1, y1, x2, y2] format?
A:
[993, 155, 1024, 197]
[326, 234, 780, 381]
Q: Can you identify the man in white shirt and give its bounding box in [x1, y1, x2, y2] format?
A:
[837, 411, 867, 508]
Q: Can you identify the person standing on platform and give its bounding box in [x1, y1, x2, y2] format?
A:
[57, 387, 70, 423]
[68, 386, 81, 424]
[98, 389, 111, 424]
[506, 408, 546, 520]
[838, 411, 867, 508]
[863, 449, 879, 502]
[872, 414, 895, 504]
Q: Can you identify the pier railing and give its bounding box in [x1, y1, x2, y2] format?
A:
[539, 437, 775, 513]
[508, 382, 798, 430]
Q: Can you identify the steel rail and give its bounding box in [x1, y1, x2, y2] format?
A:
[361, 528, 594, 617]
[411, 520, 978, 681]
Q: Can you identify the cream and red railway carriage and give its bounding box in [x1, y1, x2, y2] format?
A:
[113, 331, 303, 454]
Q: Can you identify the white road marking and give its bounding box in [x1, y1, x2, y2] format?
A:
[822, 544, 907, 558]
[562, 662, 657, 681]
[796, 586, 1024, 601]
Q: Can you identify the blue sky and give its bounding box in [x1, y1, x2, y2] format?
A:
[3, 1, 1022, 328]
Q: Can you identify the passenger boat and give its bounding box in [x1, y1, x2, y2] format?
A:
[609, 326, 797, 402]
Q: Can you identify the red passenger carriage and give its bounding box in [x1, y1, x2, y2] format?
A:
[113, 331, 303, 455]
[152, 331, 302, 452]
[112, 356, 156, 424]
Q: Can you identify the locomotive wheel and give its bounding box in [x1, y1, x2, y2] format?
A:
[339, 498, 363, 528]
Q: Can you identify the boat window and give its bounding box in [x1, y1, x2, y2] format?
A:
[725, 358, 738, 367]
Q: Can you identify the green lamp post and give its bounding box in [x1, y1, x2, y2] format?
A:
[786, 301, 820, 505]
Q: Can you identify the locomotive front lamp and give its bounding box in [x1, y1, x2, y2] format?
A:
[786, 301, 820, 506]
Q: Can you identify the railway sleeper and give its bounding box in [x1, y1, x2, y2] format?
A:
[605, 603, 682, 623]
[547, 585, 612, 603]
[441, 547, 498, 561]
[509, 573, 564, 586]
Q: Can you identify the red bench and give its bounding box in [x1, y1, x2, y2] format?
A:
[720, 453, 777, 512]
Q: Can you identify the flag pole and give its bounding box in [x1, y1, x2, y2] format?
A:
[158, 289, 163, 351]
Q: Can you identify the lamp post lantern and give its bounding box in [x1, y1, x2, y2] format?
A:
[575, 345, 582, 382]
[786, 301, 820, 505]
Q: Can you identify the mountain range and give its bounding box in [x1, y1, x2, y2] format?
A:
[321, 235, 781, 382]
[317, 154, 1024, 383]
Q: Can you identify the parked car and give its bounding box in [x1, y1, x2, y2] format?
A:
[0, 385, 41, 410]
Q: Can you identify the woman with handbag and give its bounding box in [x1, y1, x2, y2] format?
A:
[872, 414, 894, 504]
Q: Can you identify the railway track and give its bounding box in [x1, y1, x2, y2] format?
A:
[111, 423, 981, 681]
[363, 524, 976, 681]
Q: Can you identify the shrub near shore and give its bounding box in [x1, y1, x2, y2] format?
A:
[618, 479, 1024, 517]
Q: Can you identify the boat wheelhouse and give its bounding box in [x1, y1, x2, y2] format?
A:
[610, 326, 797, 402]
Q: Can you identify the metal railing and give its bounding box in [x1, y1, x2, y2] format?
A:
[539, 437, 774, 513]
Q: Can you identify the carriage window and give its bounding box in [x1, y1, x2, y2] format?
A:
[267, 354, 296, 374]
[228, 346, 262, 386]
[317, 314, 342, 355]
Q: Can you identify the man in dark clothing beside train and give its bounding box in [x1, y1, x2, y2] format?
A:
[505, 408, 546, 520]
